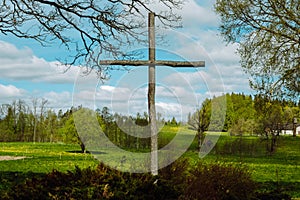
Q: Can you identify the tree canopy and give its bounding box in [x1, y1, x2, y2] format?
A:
[215, 0, 300, 99]
[0, 0, 182, 79]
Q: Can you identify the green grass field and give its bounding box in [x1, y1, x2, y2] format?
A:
[1, 128, 300, 198]
[0, 143, 98, 173]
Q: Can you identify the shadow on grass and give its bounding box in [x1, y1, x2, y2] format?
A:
[66, 150, 107, 155]
[256, 181, 300, 199]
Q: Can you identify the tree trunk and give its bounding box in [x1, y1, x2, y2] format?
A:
[80, 141, 86, 153]
[197, 128, 203, 152]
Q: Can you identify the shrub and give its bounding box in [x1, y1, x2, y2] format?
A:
[181, 162, 256, 200]
[158, 158, 190, 197]
[5, 160, 263, 200]
[7, 163, 178, 200]
[255, 192, 291, 200]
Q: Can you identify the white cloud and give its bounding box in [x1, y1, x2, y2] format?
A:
[100, 85, 115, 92]
[148, 0, 218, 28]
[0, 84, 26, 99]
[0, 41, 33, 61]
[150, 0, 252, 96]
[0, 41, 85, 84]
[0, 0, 253, 120]
[43, 91, 72, 110]
[179, 0, 219, 28]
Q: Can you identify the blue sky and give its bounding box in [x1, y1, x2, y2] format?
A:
[0, 0, 253, 120]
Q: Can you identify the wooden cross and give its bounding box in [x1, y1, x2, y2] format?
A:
[100, 12, 205, 175]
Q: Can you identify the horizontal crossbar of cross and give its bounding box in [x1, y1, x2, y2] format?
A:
[99, 60, 205, 67]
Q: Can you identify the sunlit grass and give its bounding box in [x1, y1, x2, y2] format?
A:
[0, 142, 98, 173]
[1, 129, 300, 197]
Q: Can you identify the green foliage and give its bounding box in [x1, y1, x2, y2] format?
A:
[5, 163, 178, 200]
[214, 0, 300, 97]
[256, 182, 293, 200]
[225, 93, 257, 135]
[229, 118, 258, 136]
[183, 162, 256, 200]
[189, 93, 300, 140]
[1, 95, 299, 153]
[1, 138, 299, 198]
[9, 159, 288, 200]
[3, 159, 259, 200]
[58, 114, 78, 144]
[183, 135, 300, 198]
[213, 136, 267, 157]
[158, 158, 190, 196]
[1, 96, 300, 199]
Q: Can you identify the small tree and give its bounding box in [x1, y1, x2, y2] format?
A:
[171, 116, 177, 125]
[254, 95, 284, 153]
[188, 99, 211, 151]
[58, 108, 87, 153]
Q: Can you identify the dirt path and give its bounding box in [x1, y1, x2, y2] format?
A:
[0, 156, 27, 161]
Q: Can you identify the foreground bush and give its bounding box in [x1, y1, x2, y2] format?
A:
[182, 162, 256, 200]
[7, 163, 177, 200]
[3, 159, 290, 200]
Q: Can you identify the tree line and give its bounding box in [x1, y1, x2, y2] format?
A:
[0, 99, 179, 152]
[1, 94, 299, 153]
[188, 93, 300, 152]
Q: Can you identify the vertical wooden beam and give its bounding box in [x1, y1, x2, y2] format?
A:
[99, 13, 204, 175]
[148, 12, 158, 175]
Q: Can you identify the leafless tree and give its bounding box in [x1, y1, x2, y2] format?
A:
[0, 0, 182, 79]
[188, 99, 211, 151]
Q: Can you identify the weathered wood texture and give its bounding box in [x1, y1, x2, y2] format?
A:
[148, 12, 158, 176]
[99, 60, 205, 67]
[99, 12, 205, 175]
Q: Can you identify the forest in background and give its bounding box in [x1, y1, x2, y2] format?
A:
[1, 93, 299, 148]
[1, 93, 300, 199]
[188, 93, 300, 135]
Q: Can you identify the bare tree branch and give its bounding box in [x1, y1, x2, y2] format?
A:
[0, 0, 183, 80]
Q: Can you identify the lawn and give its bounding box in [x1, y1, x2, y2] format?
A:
[0, 142, 98, 173]
[200, 135, 300, 198]
[1, 131, 300, 198]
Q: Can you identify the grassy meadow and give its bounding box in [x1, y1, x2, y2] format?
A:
[1, 126, 300, 198]
[0, 143, 98, 173]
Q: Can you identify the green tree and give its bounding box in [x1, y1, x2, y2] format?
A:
[223, 94, 234, 131]
[58, 111, 87, 153]
[225, 93, 258, 135]
[15, 100, 26, 141]
[136, 112, 149, 126]
[229, 118, 258, 136]
[59, 114, 77, 143]
[254, 95, 285, 153]
[282, 106, 294, 130]
[44, 110, 58, 142]
[170, 116, 178, 126]
[215, 0, 300, 98]
[0, 104, 15, 141]
[210, 95, 227, 131]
